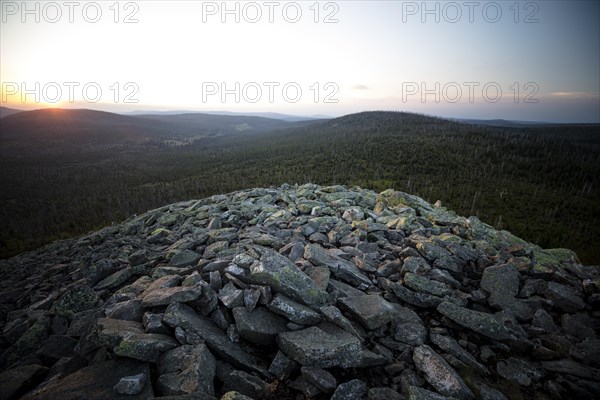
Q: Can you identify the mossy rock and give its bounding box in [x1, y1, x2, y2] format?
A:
[52, 286, 99, 320]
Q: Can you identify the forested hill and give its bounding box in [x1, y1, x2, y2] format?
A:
[0, 110, 598, 264]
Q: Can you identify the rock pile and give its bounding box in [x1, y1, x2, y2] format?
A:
[0, 183, 598, 400]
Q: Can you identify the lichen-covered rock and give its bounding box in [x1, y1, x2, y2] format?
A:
[413, 345, 474, 399]
[277, 326, 363, 368]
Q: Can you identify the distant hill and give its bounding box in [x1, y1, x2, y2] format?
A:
[0, 106, 24, 118]
[0, 108, 177, 145]
[0, 108, 318, 148]
[126, 109, 330, 122]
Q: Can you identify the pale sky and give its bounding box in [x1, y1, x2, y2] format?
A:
[1, 0, 599, 122]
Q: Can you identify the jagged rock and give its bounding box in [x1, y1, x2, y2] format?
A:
[163, 302, 268, 377]
[221, 369, 269, 399]
[268, 350, 299, 379]
[413, 345, 474, 399]
[389, 282, 443, 308]
[301, 366, 337, 393]
[232, 307, 288, 345]
[544, 282, 585, 313]
[404, 273, 452, 297]
[158, 344, 216, 396]
[169, 250, 201, 268]
[266, 293, 322, 325]
[331, 379, 368, 400]
[394, 323, 427, 346]
[437, 302, 527, 341]
[480, 264, 533, 320]
[249, 248, 330, 307]
[304, 244, 372, 287]
[52, 286, 99, 319]
[142, 286, 202, 307]
[429, 334, 488, 374]
[218, 283, 245, 309]
[277, 325, 363, 368]
[106, 299, 143, 321]
[496, 357, 544, 386]
[143, 312, 170, 334]
[114, 373, 147, 395]
[338, 294, 396, 330]
[97, 318, 178, 362]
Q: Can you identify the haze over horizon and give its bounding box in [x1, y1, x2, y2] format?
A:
[1, 0, 599, 123]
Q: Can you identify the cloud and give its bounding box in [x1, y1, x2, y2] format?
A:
[352, 84, 369, 91]
[548, 91, 600, 99]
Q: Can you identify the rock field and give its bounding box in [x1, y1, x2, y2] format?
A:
[0, 183, 598, 400]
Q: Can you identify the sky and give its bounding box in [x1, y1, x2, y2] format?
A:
[1, 0, 599, 122]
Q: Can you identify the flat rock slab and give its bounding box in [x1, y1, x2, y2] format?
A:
[413, 345, 474, 400]
[142, 286, 202, 307]
[338, 295, 396, 330]
[233, 306, 288, 345]
[267, 293, 322, 325]
[277, 326, 362, 368]
[436, 302, 527, 341]
[97, 318, 178, 363]
[163, 302, 269, 377]
[20, 359, 153, 400]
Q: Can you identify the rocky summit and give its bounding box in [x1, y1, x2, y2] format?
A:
[0, 183, 599, 400]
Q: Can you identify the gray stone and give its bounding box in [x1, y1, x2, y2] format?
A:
[276, 326, 363, 368]
[301, 366, 337, 393]
[97, 318, 178, 363]
[544, 282, 585, 313]
[331, 379, 368, 400]
[413, 345, 474, 399]
[268, 350, 299, 379]
[267, 293, 322, 325]
[218, 283, 244, 309]
[338, 294, 396, 330]
[163, 302, 268, 377]
[114, 373, 147, 395]
[531, 308, 559, 333]
[158, 344, 215, 396]
[142, 286, 202, 307]
[474, 383, 507, 400]
[480, 264, 532, 320]
[249, 248, 330, 307]
[496, 357, 544, 386]
[106, 299, 143, 321]
[232, 307, 288, 345]
[304, 244, 372, 287]
[436, 302, 527, 341]
[221, 369, 269, 399]
[390, 282, 443, 308]
[404, 272, 452, 297]
[429, 334, 488, 375]
[394, 322, 427, 346]
[143, 312, 170, 334]
[319, 305, 362, 338]
[243, 289, 260, 312]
